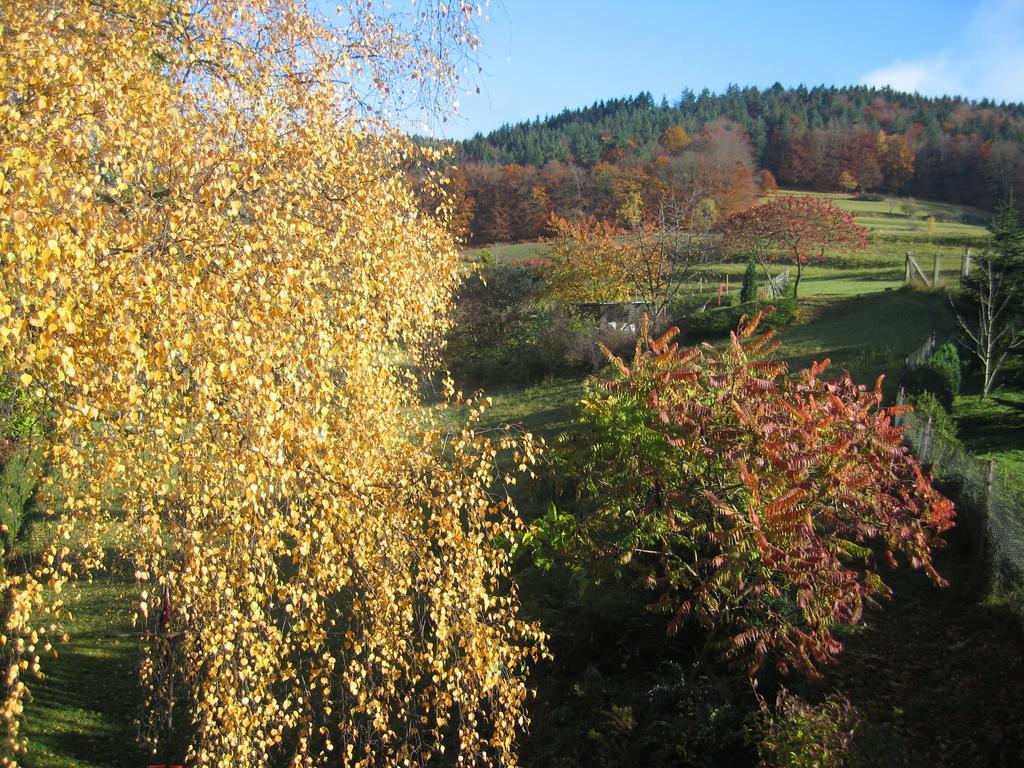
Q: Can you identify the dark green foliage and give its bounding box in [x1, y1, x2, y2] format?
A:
[909, 391, 959, 444]
[443, 265, 641, 386]
[902, 343, 962, 409]
[443, 264, 548, 385]
[740, 257, 759, 303]
[930, 342, 963, 398]
[681, 299, 797, 341]
[749, 689, 860, 768]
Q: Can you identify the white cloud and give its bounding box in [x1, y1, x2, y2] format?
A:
[859, 0, 1024, 103]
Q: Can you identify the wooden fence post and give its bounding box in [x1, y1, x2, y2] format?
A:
[933, 253, 941, 287]
[905, 251, 912, 283]
[962, 248, 972, 278]
[976, 459, 996, 585]
[921, 416, 933, 463]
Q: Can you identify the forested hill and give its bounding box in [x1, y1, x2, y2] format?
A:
[449, 85, 1024, 244]
[460, 86, 1024, 169]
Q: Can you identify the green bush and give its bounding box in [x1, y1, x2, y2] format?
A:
[444, 264, 644, 385]
[444, 263, 548, 385]
[909, 391, 958, 444]
[902, 343, 962, 409]
[749, 689, 860, 768]
[740, 258, 759, 303]
[929, 343, 962, 397]
[683, 299, 797, 341]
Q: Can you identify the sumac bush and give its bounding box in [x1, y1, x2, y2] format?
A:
[542, 313, 954, 679]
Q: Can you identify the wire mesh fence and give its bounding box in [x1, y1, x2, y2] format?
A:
[895, 396, 1024, 617]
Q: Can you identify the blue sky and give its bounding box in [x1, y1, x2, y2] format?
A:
[423, 0, 1024, 139]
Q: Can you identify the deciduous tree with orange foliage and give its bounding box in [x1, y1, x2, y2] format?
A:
[0, 1, 546, 765]
[547, 193, 717, 317]
[723, 195, 868, 297]
[878, 131, 916, 191]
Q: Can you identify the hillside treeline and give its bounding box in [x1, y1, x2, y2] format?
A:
[452, 85, 1024, 244]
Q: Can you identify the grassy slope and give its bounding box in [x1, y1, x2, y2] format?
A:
[955, 383, 1024, 486]
[778, 289, 956, 395]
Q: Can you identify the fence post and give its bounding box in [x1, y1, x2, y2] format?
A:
[976, 460, 996, 586]
[932, 253, 941, 287]
[905, 251, 912, 283]
[921, 416, 933, 463]
[962, 248, 972, 278]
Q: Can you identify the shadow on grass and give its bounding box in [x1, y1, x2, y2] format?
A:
[824, 527, 1024, 768]
[957, 391, 1024, 459]
[23, 572, 147, 768]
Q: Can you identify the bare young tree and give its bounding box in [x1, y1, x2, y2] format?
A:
[957, 254, 1023, 397]
[618, 190, 720, 321]
[956, 204, 1024, 398]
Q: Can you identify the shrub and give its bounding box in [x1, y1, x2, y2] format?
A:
[740, 258, 759, 304]
[542, 314, 954, 679]
[929, 343, 962, 398]
[909, 390, 959, 444]
[683, 299, 797, 341]
[444, 263, 548, 385]
[536, 309, 637, 376]
[750, 689, 860, 768]
[902, 343, 962, 409]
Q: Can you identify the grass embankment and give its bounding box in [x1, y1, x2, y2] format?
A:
[955, 381, 1024, 488]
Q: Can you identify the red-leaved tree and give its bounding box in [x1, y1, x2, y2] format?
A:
[723, 196, 868, 297]
[547, 313, 954, 679]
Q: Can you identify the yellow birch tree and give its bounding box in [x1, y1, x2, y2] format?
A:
[0, 1, 544, 765]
